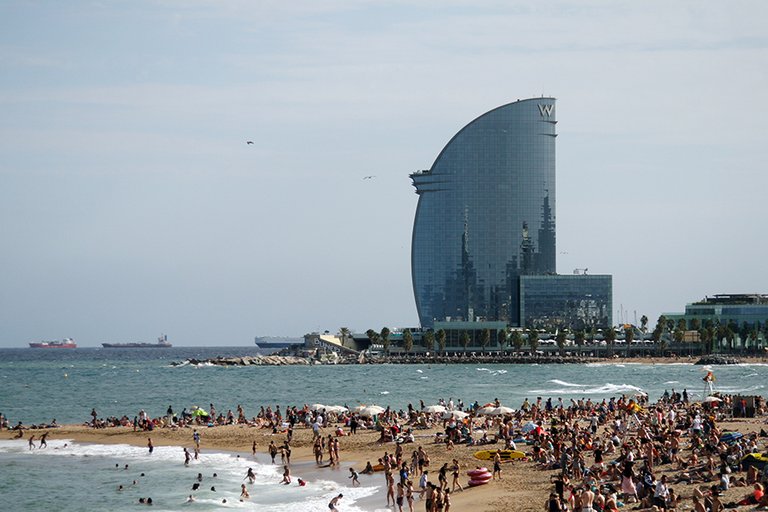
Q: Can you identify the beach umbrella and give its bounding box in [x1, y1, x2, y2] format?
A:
[489, 406, 515, 416]
[192, 408, 209, 417]
[353, 404, 368, 413]
[423, 405, 446, 414]
[442, 410, 469, 420]
[326, 405, 348, 414]
[309, 403, 327, 412]
[703, 396, 722, 403]
[476, 406, 496, 416]
[521, 421, 538, 433]
[359, 405, 385, 418]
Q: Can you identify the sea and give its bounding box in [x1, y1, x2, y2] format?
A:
[1, 347, 766, 511]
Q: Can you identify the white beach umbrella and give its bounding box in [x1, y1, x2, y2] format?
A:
[442, 410, 469, 420]
[309, 403, 327, 412]
[476, 406, 496, 416]
[423, 405, 446, 414]
[359, 405, 386, 418]
[326, 405, 348, 414]
[702, 396, 722, 403]
[489, 406, 515, 416]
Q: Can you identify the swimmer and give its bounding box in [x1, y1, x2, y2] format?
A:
[147, 437, 153, 454]
[187, 495, 196, 503]
[117, 485, 124, 491]
[298, 478, 306, 487]
[196, 473, 203, 482]
[245, 467, 256, 483]
[191, 483, 200, 491]
[240, 483, 250, 500]
[349, 467, 360, 486]
[329, 493, 343, 511]
[28, 435, 36, 450]
[210, 486, 216, 492]
[39, 432, 48, 448]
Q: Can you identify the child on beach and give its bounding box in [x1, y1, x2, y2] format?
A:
[348, 468, 360, 486]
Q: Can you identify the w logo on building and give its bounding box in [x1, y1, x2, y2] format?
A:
[538, 104, 554, 117]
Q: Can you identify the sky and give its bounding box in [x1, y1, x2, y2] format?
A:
[1, 1, 767, 347]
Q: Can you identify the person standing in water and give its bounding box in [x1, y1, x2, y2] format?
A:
[328, 494, 343, 511]
[147, 438, 153, 454]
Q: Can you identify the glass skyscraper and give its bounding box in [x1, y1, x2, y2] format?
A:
[411, 98, 557, 329]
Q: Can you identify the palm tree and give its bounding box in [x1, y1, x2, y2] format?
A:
[497, 328, 508, 352]
[460, 331, 470, 352]
[422, 330, 435, 352]
[402, 329, 413, 354]
[511, 330, 524, 353]
[436, 329, 446, 354]
[380, 327, 391, 355]
[555, 330, 567, 356]
[640, 315, 649, 333]
[574, 329, 585, 355]
[624, 326, 634, 357]
[365, 329, 380, 354]
[604, 326, 616, 357]
[527, 329, 539, 353]
[480, 329, 491, 353]
[673, 328, 684, 343]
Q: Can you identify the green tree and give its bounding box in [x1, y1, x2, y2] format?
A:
[511, 330, 524, 352]
[699, 327, 712, 354]
[574, 329, 586, 352]
[676, 319, 686, 331]
[673, 328, 685, 343]
[604, 326, 616, 357]
[460, 331, 471, 352]
[624, 326, 634, 357]
[689, 318, 701, 332]
[481, 329, 491, 352]
[555, 331, 567, 356]
[402, 329, 414, 354]
[436, 329, 446, 354]
[365, 329, 379, 350]
[497, 329, 508, 351]
[339, 327, 351, 346]
[422, 330, 435, 352]
[527, 329, 539, 353]
[640, 315, 649, 333]
[380, 327, 391, 355]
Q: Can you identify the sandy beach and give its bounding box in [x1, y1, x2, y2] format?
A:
[4, 408, 767, 512]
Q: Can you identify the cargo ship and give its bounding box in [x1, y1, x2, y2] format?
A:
[102, 334, 172, 348]
[29, 338, 77, 349]
[254, 336, 303, 349]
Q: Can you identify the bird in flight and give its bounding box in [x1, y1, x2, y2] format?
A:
[362, 175, 376, 180]
[246, 141, 254, 145]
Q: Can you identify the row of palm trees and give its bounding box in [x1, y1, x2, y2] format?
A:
[353, 314, 767, 358]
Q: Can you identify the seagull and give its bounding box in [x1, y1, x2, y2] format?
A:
[246, 141, 254, 145]
[362, 175, 376, 180]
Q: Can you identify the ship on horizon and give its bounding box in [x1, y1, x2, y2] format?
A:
[102, 334, 172, 348]
[29, 338, 77, 349]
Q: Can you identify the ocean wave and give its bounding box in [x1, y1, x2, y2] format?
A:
[529, 382, 645, 396]
[664, 381, 680, 384]
[477, 368, 508, 376]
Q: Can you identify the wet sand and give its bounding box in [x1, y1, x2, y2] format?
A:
[5, 413, 767, 511]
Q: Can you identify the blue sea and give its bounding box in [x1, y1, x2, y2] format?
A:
[1, 347, 766, 511]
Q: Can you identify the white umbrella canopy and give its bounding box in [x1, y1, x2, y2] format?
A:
[489, 406, 515, 416]
[442, 410, 469, 420]
[309, 403, 327, 412]
[703, 396, 722, 403]
[423, 405, 447, 414]
[359, 405, 386, 417]
[476, 406, 496, 416]
[325, 405, 348, 414]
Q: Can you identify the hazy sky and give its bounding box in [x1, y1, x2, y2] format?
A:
[2, 1, 767, 347]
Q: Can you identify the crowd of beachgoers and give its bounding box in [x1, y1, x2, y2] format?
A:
[3, 390, 768, 512]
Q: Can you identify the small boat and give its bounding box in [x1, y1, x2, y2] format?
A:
[29, 338, 77, 349]
[102, 334, 172, 348]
